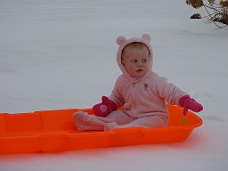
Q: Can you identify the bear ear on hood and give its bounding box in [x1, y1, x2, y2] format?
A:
[116, 36, 127, 45]
[141, 33, 151, 42]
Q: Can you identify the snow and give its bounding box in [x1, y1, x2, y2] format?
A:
[0, 0, 227, 170]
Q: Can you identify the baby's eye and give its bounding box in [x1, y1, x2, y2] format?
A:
[132, 60, 138, 63]
[142, 59, 147, 63]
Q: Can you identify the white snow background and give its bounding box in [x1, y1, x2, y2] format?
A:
[0, 0, 228, 170]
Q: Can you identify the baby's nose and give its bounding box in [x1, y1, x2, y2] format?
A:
[137, 62, 143, 66]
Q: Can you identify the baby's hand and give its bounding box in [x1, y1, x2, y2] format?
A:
[93, 96, 117, 117]
[179, 95, 203, 115]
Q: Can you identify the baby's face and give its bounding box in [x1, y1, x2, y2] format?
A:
[121, 46, 150, 78]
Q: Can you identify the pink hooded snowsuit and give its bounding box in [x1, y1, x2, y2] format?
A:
[109, 34, 188, 120]
[73, 34, 189, 131]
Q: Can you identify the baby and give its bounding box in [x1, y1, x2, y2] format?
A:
[72, 34, 203, 131]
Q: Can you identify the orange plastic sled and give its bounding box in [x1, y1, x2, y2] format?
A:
[0, 105, 202, 154]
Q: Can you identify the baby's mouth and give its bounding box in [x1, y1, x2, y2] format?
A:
[136, 69, 143, 72]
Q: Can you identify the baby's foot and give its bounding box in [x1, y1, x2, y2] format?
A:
[104, 122, 118, 131]
[72, 111, 90, 123]
[72, 111, 106, 131]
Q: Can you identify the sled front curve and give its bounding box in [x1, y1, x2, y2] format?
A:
[0, 105, 202, 154]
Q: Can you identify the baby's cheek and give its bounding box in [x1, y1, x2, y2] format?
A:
[127, 67, 135, 74]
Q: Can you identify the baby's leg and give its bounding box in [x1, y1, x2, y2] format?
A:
[72, 112, 112, 131]
[105, 110, 134, 125]
[72, 110, 133, 131]
[104, 116, 168, 131]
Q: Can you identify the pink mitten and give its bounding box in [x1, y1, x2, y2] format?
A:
[179, 95, 203, 115]
[93, 96, 117, 117]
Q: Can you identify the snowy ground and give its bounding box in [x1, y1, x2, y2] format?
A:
[0, 0, 228, 170]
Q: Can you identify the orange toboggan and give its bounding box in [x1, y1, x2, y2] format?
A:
[0, 105, 202, 154]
